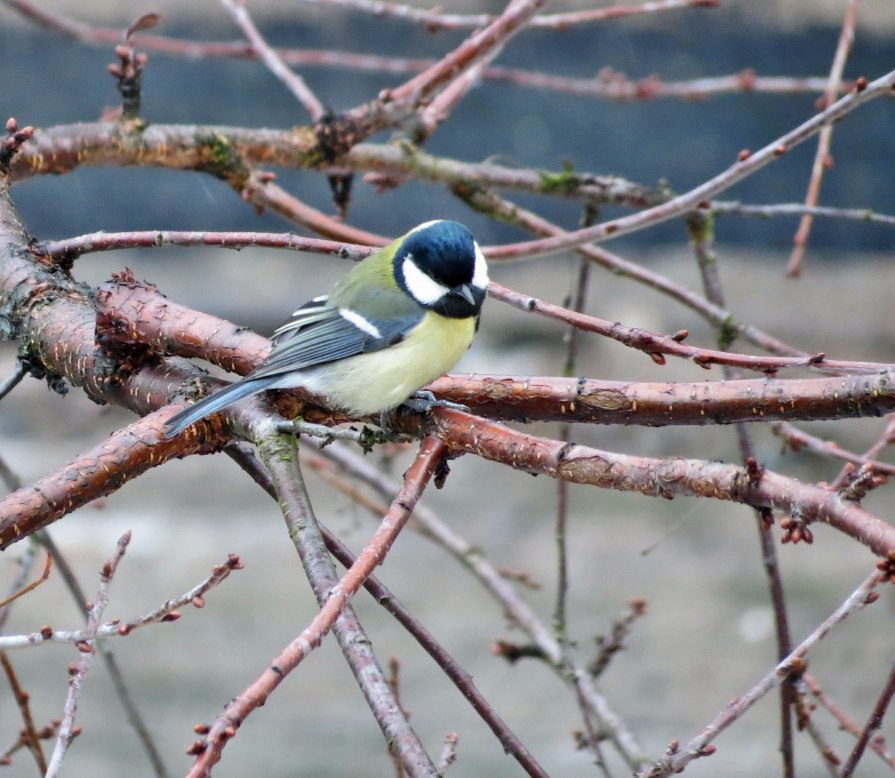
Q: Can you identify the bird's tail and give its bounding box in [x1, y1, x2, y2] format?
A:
[163, 376, 277, 438]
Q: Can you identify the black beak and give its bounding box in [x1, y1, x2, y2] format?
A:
[454, 283, 476, 306]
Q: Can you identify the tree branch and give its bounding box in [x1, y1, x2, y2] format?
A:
[432, 408, 895, 558]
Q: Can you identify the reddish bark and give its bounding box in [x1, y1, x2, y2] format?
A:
[434, 408, 895, 557]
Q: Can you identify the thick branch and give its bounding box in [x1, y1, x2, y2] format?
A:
[96, 276, 895, 426]
[10, 123, 662, 210]
[0, 410, 218, 548]
[431, 372, 895, 425]
[432, 409, 895, 557]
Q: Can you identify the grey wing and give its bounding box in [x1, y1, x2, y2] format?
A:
[269, 294, 330, 344]
[248, 298, 422, 381]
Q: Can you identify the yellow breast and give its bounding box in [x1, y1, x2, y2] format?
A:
[304, 313, 476, 415]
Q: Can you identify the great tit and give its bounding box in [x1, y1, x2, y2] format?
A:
[162, 219, 489, 438]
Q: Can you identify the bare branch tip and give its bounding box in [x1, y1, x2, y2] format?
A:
[126, 12, 162, 42]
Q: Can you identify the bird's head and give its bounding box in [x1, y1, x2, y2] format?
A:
[394, 220, 489, 318]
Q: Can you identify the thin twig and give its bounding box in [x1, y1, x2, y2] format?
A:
[315, 442, 649, 771]
[0, 359, 26, 401]
[45, 532, 131, 778]
[241, 170, 388, 244]
[0, 551, 244, 650]
[35, 531, 169, 778]
[191, 426, 442, 775]
[0, 651, 49, 772]
[4, 1, 850, 102]
[840, 662, 895, 777]
[0, 541, 46, 773]
[225, 442, 551, 778]
[712, 201, 895, 227]
[688, 211, 795, 776]
[455, 186, 809, 360]
[415, 62, 483, 140]
[45, 216, 867, 376]
[773, 420, 895, 479]
[640, 571, 882, 777]
[831, 415, 895, 490]
[786, 0, 858, 277]
[482, 67, 847, 101]
[588, 598, 648, 680]
[39, 219, 895, 378]
[0, 548, 52, 610]
[796, 703, 841, 777]
[0, 536, 37, 633]
[436, 733, 459, 773]
[386, 0, 548, 109]
[219, 0, 325, 119]
[489, 280, 888, 374]
[487, 67, 895, 260]
[0, 451, 22, 494]
[299, 0, 716, 31]
[277, 418, 390, 447]
[554, 249, 591, 642]
[804, 673, 895, 770]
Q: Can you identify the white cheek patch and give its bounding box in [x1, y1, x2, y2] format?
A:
[472, 241, 489, 290]
[340, 307, 382, 338]
[402, 255, 449, 305]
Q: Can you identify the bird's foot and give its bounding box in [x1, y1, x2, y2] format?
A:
[377, 391, 468, 439]
[401, 390, 469, 414]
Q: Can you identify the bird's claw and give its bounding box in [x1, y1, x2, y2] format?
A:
[378, 391, 468, 438]
[402, 390, 469, 414]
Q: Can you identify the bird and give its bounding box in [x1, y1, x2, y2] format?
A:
[162, 219, 489, 438]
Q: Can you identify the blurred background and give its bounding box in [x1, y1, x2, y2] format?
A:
[1, 1, 894, 776]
